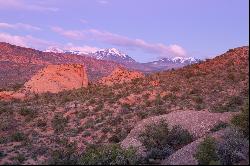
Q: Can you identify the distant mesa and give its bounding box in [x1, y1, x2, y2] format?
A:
[99, 67, 144, 86]
[24, 64, 88, 94]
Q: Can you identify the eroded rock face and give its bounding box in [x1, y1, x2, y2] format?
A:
[24, 64, 88, 94]
[99, 67, 144, 86]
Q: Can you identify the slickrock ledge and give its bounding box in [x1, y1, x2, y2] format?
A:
[121, 110, 237, 156]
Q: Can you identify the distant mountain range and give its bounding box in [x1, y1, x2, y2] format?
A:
[44, 47, 202, 72]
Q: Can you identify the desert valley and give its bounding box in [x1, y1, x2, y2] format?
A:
[0, 0, 249, 165]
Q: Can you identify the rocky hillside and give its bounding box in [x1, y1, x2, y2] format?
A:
[0, 46, 248, 165]
[0, 42, 121, 90]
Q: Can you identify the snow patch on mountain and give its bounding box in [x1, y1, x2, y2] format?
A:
[44, 47, 64, 53]
[159, 57, 201, 64]
[44, 46, 95, 55]
[91, 48, 136, 63]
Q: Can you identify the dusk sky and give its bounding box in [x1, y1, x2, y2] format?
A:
[0, 0, 248, 62]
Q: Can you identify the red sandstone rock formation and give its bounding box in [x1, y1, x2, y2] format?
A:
[99, 67, 144, 86]
[24, 64, 88, 94]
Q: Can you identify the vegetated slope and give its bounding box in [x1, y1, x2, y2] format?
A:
[0, 46, 248, 165]
[0, 42, 121, 90]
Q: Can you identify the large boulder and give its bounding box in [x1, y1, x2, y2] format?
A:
[121, 110, 237, 157]
[24, 64, 88, 94]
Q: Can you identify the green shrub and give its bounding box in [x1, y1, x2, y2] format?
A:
[82, 131, 91, 137]
[228, 72, 236, 81]
[52, 114, 68, 133]
[78, 144, 139, 165]
[48, 141, 78, 165]
[167, 125, 193, 150]
[121, 103, 132, 114]
[217, 128, 249, 165]
[192, 95, 203, 104]
[101, 127, 112, 133]
[140, 120, 169, 150]
[0, 108, 8, 115]
[0, 151, 5, 158]
[139, 121, 193, 151]
[12, 83, 23, 91]
[37, 119, 47, 128]
[171, 86, 180, 92]
[0, 136, 8, 144]
[11, 132, 27, 142]
[77, 111, 88, 119]
[190, 88, 202, 95]
[19, 108, 36, 118]
[109, 128, 129, 143]
[211, 96, 244, 113]
[195, 103, 206, 111]
[151, 107, 166, 116]
[194, 137, 219, 165]
[93, 102, 104, 112]
[231, 100, 249, 138]
[136, 111, 148, 119]
[146, 146, 174, 160]
[14, 154, 26, 164]
[210, 121, 229, 132]
[88, 98, 96, 105]
[154, 94, 163, 106]
[0, 118, 13, 131]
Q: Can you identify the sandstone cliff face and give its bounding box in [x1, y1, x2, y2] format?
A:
[24, 64, 88, 94]
[99, 67, 144, 86]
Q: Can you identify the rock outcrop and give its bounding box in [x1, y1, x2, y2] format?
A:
[24, 64, 88, 94]
[99, 67, 144, 86]
[121, 110, 237, 156]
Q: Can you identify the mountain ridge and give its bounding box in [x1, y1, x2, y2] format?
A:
[45, 46, 202, 71]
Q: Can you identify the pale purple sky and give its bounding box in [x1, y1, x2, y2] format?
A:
[0, 0, 248, 62]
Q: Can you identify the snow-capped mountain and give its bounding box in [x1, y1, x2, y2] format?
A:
[44, 46, 202, 72]
[44, 47, 90, 55]
[90, 48, 136, 64]
[44, 47, 64, 54]
[141, 57, 202, 71]
[158, 57, 201, 64]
